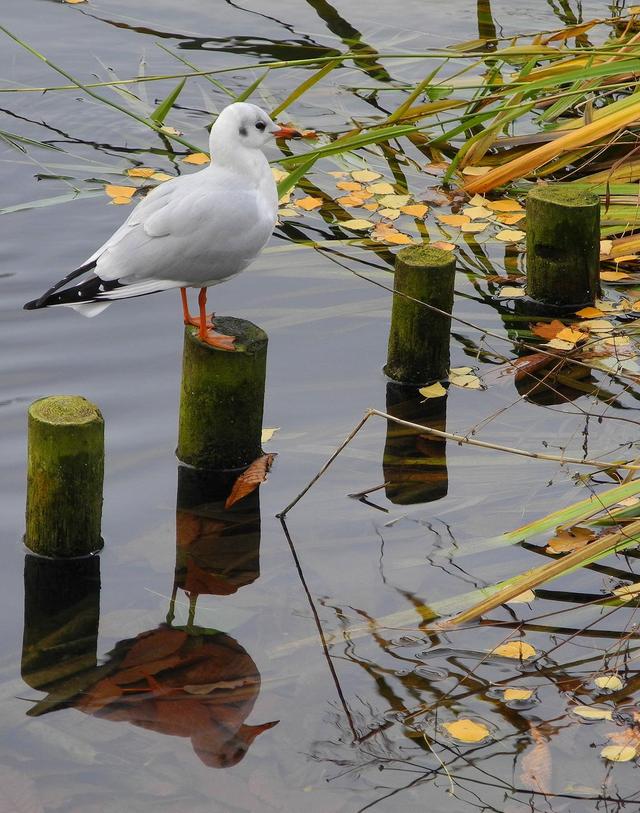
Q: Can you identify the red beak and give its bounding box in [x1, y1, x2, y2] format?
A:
[272, 125, 301, 139]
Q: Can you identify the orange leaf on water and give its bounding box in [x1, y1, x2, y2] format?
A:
[104, 184, 136, 200]
[546, 525, 595, 554]
[225, 454, 277, 509]
[296, 196, 323, 211]
[531, 320, 566, 341]
[182, 152, 210, 165]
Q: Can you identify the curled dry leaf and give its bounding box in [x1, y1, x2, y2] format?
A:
[225, 453, 277, 510]
[443, 718, 490, 743]
[183, 152, 210, 165]
[595, 674, 624, 692]
[491, 640, 537, 660]
[297, 196, 323, 211]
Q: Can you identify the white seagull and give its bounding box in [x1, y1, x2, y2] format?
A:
[24, 102, 298, 349]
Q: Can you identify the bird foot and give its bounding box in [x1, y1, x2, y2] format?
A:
[184, 312, 215, 330]
[198, 328, 237, 351]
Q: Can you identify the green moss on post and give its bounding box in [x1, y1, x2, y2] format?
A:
[177, 318, 268, 469]
[526, 185, 600, 309]
[26, 396, 104, 557]
[385, 245, 456, 384]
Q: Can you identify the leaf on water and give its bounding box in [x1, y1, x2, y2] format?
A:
[442, 719, 490, 743]
[272, 168, 288, 182]
[496, 229, 526, 242]
[613, 582, 640, 602]
[555, 327, 587, 345]
[469, 194, 491, 207]
[532, 320, 565, 341]
[573, 705, 613, 721]
[601, 271, 634, 282]
[487, 199, 524, 212]
[576, 306, 605, 318]
[580, 319, 613, 333]
[418, 382, 447, 399]
[461, 166, 492, 176]
[437, 214, 470, 227]
[151, 172, 173, 181]
[463, 205, 493, 219]
[461, 221, 489, 234]
[497, 286, 526, 298]
[370, 223, 415, 244]
[379, 208, 401, 220]
[491, 641, 537, 660]
[65, 0, 86, 3]
[225, 453, 277, 510]
[504, 688, 534, 701]
[111, 197, 134, 205]
[601, 745, 637, 762]
[182, 152, 210, 164]
[336, 194, 366, 206]
[449, 373, 483, 389]
[126, 167, 156, 178]
[496, 213, 526, 225]
[296, 196, 323, 211]
[595, 674, 624, 692]
[368, 182, 395, 195]
[351, 169, 382, 183]
[278, 207, 300, 218]
[336, 181, 363, 191]
[104, 184, 136, 200]
[363, 202, 379, 211]
[341, 219, 373, 231]
[349, 189, 374, 202]
[378, 194, 411, 208]
[506, 589, 536, 604]
[261, 427, 280, 443]
[604, 335, 631, 347]
[546, 525, 595, 554]
[400, 203, 428, 218]
[431, 240, 456, 251]
[600, 239, 614, 257]
[327, 170, 347, 178]
[544, 338, 575, 350]
[450, 366, 473, 375]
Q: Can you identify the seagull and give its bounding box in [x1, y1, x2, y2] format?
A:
[24, 102, 298, 350]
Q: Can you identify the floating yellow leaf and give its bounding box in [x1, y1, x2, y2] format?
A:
[368, 182, 395, 195]
[272, 168, 288, 182]
[450, 366, 473, 375]
[437, 214, 470, 227]
[351, 169, 382, 183]
[341, 219, 373, 231]
[556, 327, 587, 345]
[461, 166, 492, 177]
[601, 745, 637, 762]
[327, 170, 347, 178]
[601, 271, 634, 282]
[545, 338, 575, 350]
[418, 382, 447, 399]
[64, 0, 86, 4]
[450, 373, 483, 388]
[182, 152, 210, 165]
[491, 641, 536, 660]
[573, 705, 613, 721]
[613, 583, 640, 601]
[504, 688, 534, 701]
[496, 213, 526, 225]
[104, 184, 136, 200]
[126, 167, 156, 178]
[350, 189, 373, 201]
[580, 319, 613, 332]
[378, 194, 411, 208]
[600, 239, 614, 257]
[506, 589, 535, 604]
[461, 222, 489, 234]
[261, 427, 280, 443]
[464, 205, 493, 220]
[336, 181, 363, 191]
[595, 674, 624, 692]
[385, 232, 416, 245]
[379, 208, 401, 220]
[432, 241, 456, 252]
[443, 719, 490, 743]
[496, 229, 526, 242]
[498, 286, 526, 298]
[371, 223, 416, 245]
[151, 172, 173, 182]
[613, 255, 639, 263]
[297, 196, 323, 211]
[576, 306, 605, 318]
[336, 195, 364, 207]
[604, 335, 631, 347]
[487, 199, 524, 213]
[469, 194, 491, 207]
[363, 202, 379, 212]
[400, 204, 428, 218]
[111, 197, 134, 205]
[278, 207, 300, 218]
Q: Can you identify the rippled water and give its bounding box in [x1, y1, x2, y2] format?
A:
[2, 2, 639, 811]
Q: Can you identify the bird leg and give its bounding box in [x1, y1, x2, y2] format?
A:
[180, 287, 213, 330]
[197, 288, 236, 351]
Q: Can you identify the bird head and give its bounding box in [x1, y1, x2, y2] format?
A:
[209, 102, 298, 155]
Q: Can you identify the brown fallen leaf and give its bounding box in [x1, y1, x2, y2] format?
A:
[225, 454, 277, 509]
[512, 353, 555, 383]
[546, 525, 595, 554]
[531, 319, 566, 341]
[576, 306, 605, 318]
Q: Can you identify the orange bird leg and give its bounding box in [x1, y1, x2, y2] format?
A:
[180, 287, 213, 329]
[197, 288, 236, 351]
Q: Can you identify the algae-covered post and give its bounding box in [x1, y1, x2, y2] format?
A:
[26, 395, 104, 557]
[177, 318, 268, 470]
[526, 186, 600, 310]
[385, 245, 456, 384]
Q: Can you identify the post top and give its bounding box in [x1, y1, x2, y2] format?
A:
[29, 395, 102, 425]
[527, 184, 599, 207]
[185, 316, 268, 354]
[396, 244, 455, 269]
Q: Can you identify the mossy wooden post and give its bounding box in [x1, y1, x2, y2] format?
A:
[385, 245, 456, 384]
[177, 317, 267, 469]
[26, 396, 104, 557]
[526, 186, 600, 309]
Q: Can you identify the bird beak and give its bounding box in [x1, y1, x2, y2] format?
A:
[271, 125, 302, 139]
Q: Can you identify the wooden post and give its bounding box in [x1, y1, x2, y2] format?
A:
[526, 185, 600, 310]
[385, 246, 456, 384]
[177, 318, 268, 470]
[26, 395, 104, 557]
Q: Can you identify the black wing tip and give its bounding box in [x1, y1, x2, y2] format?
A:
[24, 298, 44, 311]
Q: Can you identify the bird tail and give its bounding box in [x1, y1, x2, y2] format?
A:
[23, 261, 99, 310]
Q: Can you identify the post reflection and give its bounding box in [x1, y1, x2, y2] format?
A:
[383, 383, 449, 505]
[21, 470, 276, 769]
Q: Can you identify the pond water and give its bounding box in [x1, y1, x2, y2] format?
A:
[2, 1, 640, 811]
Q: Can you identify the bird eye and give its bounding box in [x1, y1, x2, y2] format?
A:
[255, 121, 266, 131]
